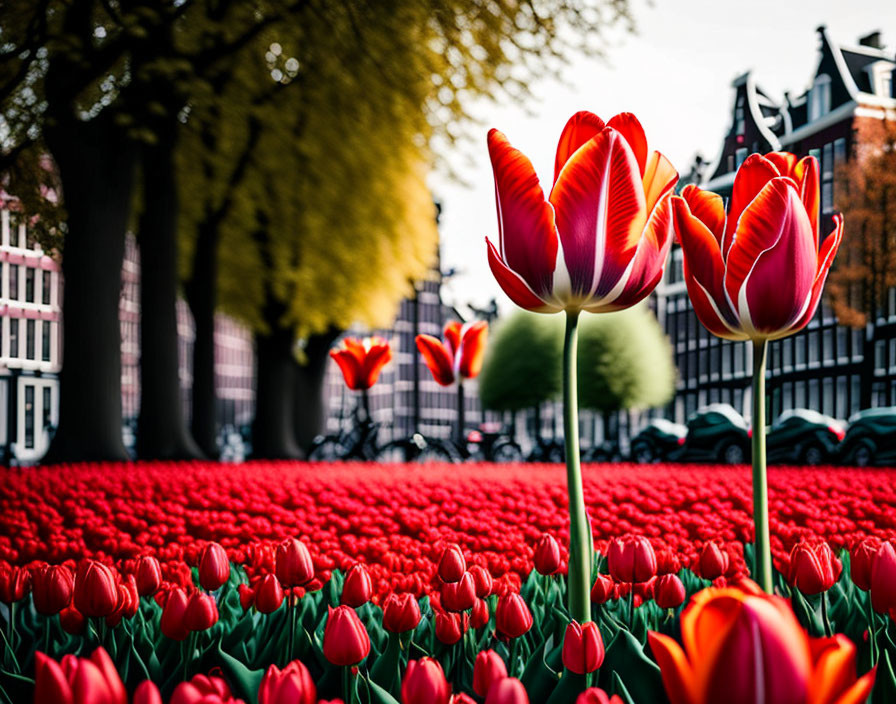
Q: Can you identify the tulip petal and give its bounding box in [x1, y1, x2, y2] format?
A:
[795, 155, 820, 248]
[459, 321, 488, 379]
[360, 343, 392, 389]
[549, 127, 647, 299]
[608, 113, 648, 177]
[553, 111, 606, 183]
[725, 178, 817, 337]
[792, 214, 843, 331]
[443, 321, 463, 358]
[330, 349, 363, 391]
[807, 636, 860, 704]
[486, 238, 560, 312]
[90, 647, 127, 704]
[488, 129, 560, 299]
[671, 198, 743, 338]
[648, 632, 697, 704]
[35, 652, 74, 704]
[681, 185, 725, 245]
[831, 670, 877, 704]
[723, 154, 781, 258]
[133, 681, 164, 704]
[643, 151, 679, 215]
[764, 151, 797, 177]
[416, 334, 456, 386]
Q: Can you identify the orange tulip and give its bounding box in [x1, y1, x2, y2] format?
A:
[416, 320, 488, 386]
[486, 111, 677, 313]
[648, 581, 874, 704]
[671, 152, 842, 341]
[329, 336, 392, 390]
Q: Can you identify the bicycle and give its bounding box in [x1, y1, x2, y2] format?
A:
[308, 416, 382, 461]
[526, 435, 565, 463]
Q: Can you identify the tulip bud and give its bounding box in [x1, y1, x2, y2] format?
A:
[441, 572, 476, 612]
[590, 574, 616, 604]
[438, 544, 466, 583]
[258, 660, 316, 704]
[74, 560, 120, 618]
[576, 689, 624, 704]
[323, 605, 371, 666]
[60, 605, 86, 635]
[238, 583, 255, 611]
[434, 610, 466, 645]
[133, 681, 164, 704]
[341, 564, 372, 608]
[402, 657, 450, 704]
[695, 542, 729, 581]
[254, 574, 284, 614]
[184, 591, 219, 631]
[382, 592, 421, 633]
[198, 543, 230, 592]
[276, 538, 315, 588]
[872, 542, 896, 613]
[473, 649, 508, 698]
[0, 563, 31, 603]
[495, 593, 533, 639]
[161, 587, 190, 641]
[484, 677, 529, 704]
[469, 564, 493, 597]
[135, 556, 162, 597]
[533, 534, 562, 575]
[851, 537, 882, 592]
[607, 536, 656, 583]
[654, 574, 686, 609]
[471, 597, 490, 629]
[562, 620, 604, 674]
[32, 564, 74, 615]
[789, 540, 841, 595]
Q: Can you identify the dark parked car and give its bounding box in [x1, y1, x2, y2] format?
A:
[839, 407, 896, 467]
[672, 404, 750, 464]
[629, 418, 687, 463]
[766, 409, 845, 465]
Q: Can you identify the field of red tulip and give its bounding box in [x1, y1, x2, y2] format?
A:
[2, 460, 896, 703]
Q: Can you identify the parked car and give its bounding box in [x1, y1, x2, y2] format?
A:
[671, 404, 750, 464]
[766, 409, 845, 465]
[839, 407, 896, 467]
[629, 419, 687, 463]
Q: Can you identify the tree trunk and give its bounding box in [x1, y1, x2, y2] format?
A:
[185, 218, 221, 459]
[294, 328, 340, 452]
[252, 323, 301, 459]
[43, 116, 136, 463]
[136, 130, 203, 460]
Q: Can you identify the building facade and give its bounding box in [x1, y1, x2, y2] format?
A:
[658, 27, 896, 426]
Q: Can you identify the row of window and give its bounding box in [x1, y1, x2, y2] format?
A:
[3, 263, 54, 305]
[2, 319, 54, 362]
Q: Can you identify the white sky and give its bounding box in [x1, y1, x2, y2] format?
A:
[430, 0, 896, 316]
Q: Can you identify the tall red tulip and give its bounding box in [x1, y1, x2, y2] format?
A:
[438, 544, 466, 583]
[416, 321, 488, 386]
[495, 593, 533, 639]
[258, 661, 316, 704]
[434, 610, 466, 645]
[484, 677, 529, 704]
[441, 571, 476, 612]
[533, 533, 562, 576]
[323, 605, 370, 666]
[471, 597, 490, 629]
[160, 587, 190, 641]
[654, 574, 686, 610]
[0, 563, 31, 603]
[34, 648, 127, 704]
[254, 573, 285, 614]
[330, 337, 392, 390]
[871, 542, 896, 613]
[850, 536, 881, 592]
[184, 590, 219, 631]
[198, 542, 230, 591]
[31, 564, 74, 615]
[469, 564, 493, 598]
[649, 581, 874, 704]
[402, 657, 451, 704]
[562, 620, 605, 674]
[695, 542, 729, 581]
[275, 538, 315, 588]
[73, 560, 119, 618]
[473, 650, 508, 698]
[382, 592, 421, 633]
[671, 152, 842, 594]
[789, 540, 842, 595]
[341, 563, 372, 608]
[134, 556, 162, 597]
[607, 535, 656, 583]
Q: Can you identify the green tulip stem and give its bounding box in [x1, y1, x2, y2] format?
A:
[563, 311, 592, 625]
[628, 588, 635, 632]
[821, 593, 832, 637]
[0, 611, 15, 672]
[868, 597, 878, 666]
[751, 339, 773, 594]
[287, 597, 296, 664]
[43, 618, 50, 656]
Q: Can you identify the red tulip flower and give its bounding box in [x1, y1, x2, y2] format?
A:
[654, 574, 686, 610]
[434, 609, 466, 645]
[323, 605, 370, 666]
[134, 556, 162, 597]
[133, 681, 164, 704]
[789, 540, 842, 595]
[484, 678, 529, 704]
[671, 153, 841, 342]
[607, 535, 657, 583]
[341, 563, 373, 608]
[441, 571, 476, 612]
[485, 111, 677, 313]
[170, 674, 242, 704]
[471, 597, 490, 629]
[31, 564, 74, 615]
[402, 657, 451, 704]
[275, 538, 315, 588]
[850, 536, 882, 592]
[871, 542, 896, 613]
[74, 560, 120, 618]
[495, 593, 533, 639]
[382, 592, 421, 633]
[34, 648, 127, 704]
[198, 542, 230, 592]
[562, 620, 605, 674]
[254, 573, 285, 614]
[160, 587, 190, 641]
[416, 320, 488, 386]
[438, 543, 466, 583]
[590, 574, 616, 604]
[576, 689, 624, 704]
[258, 661, 317, 704]
[469, 564, 493, 598]
[473, 650, 508, 698]
[533, 533, 562, 576]
[695, 542, 730, 581]
[184, 591, 219, 631]
[0, 563, 31, 603]
[330, 336, 392, 390]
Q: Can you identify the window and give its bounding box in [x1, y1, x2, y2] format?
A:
[880, 73, 892, 99]
[24, 385, 34, 449]
[9, 319, 18, 358]
[808, 75, 831, 121]
[735, 148, 748, 168]
[25, 267, 34, 302]
[9, 264, 18, 300]
[43, 387, 52, 430]
[42, 321, 51, 362]
[26, 319, 35, 360]
[42, 271, 51, 305]
[822, 142, 834, 213]
[833, 138, 847, 166]
[735, 98, 745, 135]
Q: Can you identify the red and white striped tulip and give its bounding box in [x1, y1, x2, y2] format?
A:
[330, 337, 392, 391]
[672, 152, 842, 341]
[416, 320, 488, 386]
[486, 111, 678, 313]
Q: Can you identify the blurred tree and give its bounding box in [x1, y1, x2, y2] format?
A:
[828, 120, 896, 407]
